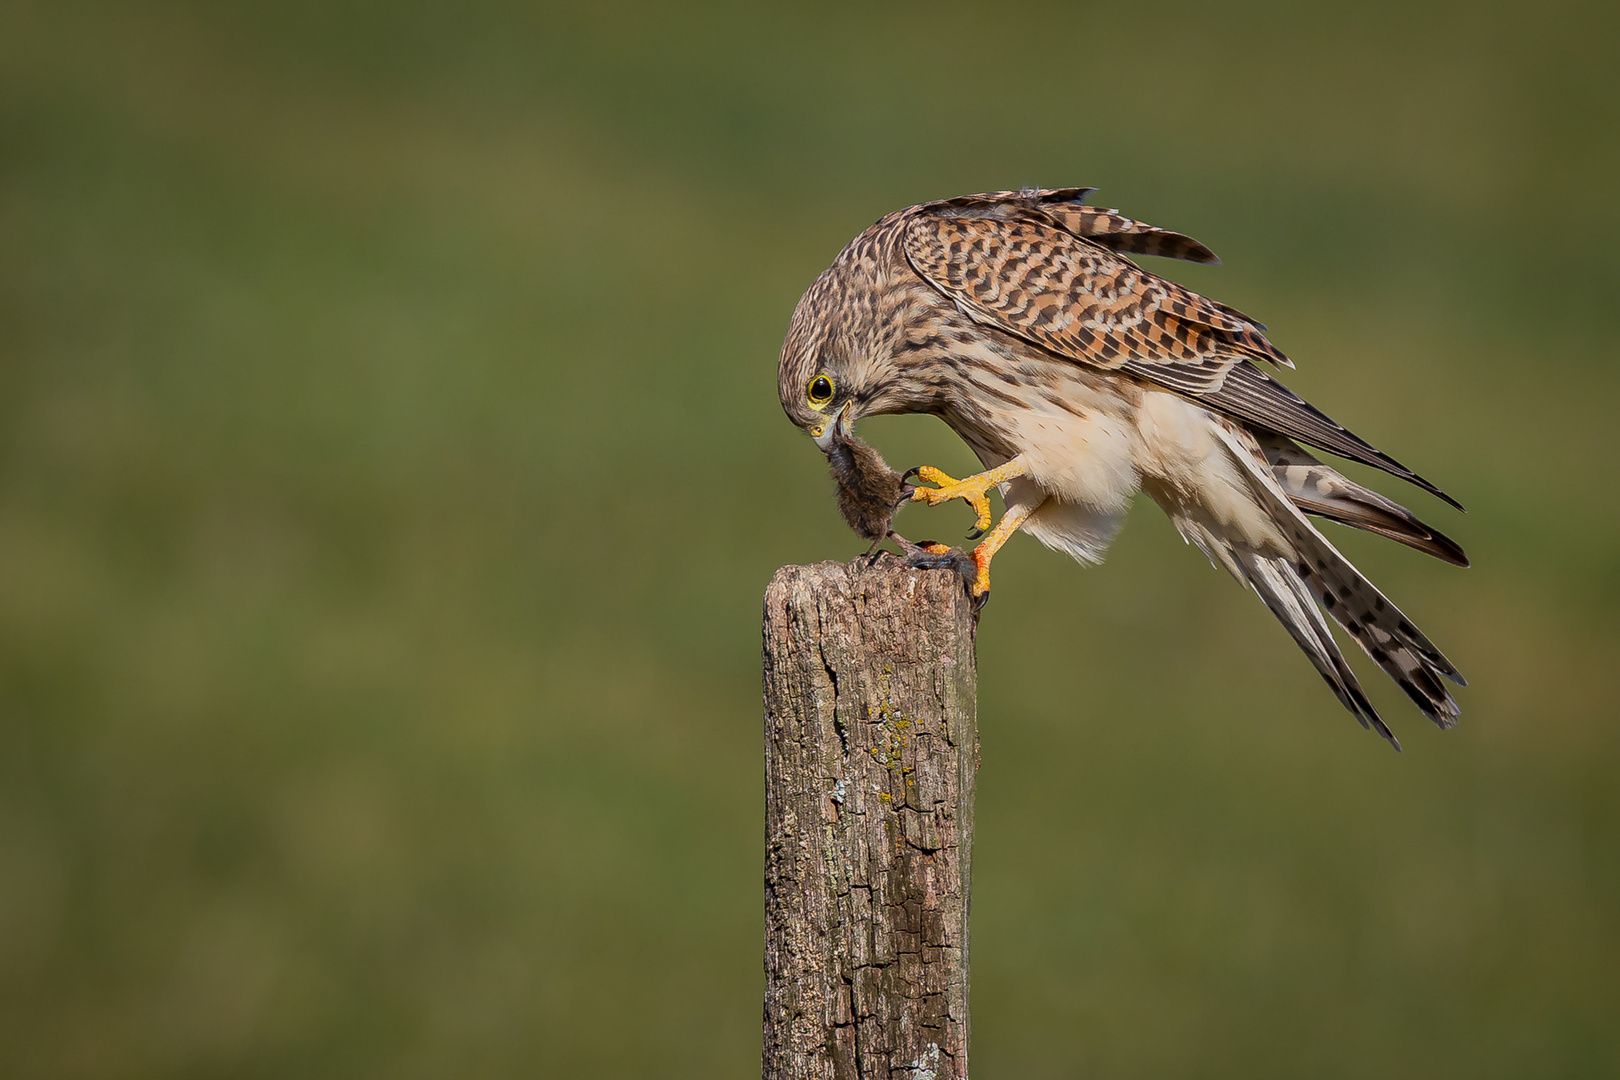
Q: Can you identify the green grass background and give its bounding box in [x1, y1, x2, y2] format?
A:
[3, 1, 1617, 1076]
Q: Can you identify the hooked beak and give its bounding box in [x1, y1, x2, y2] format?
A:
[810, 402, 852, 453]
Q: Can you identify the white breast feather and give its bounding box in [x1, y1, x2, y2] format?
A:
[979, 386, 1289, 565]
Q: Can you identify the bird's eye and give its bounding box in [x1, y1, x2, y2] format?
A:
[807, 375, 835, 407]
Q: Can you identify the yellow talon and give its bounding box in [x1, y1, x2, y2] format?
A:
[900, 458, 1042, 607]
[907, 466, 994, 531]
[906, 458, 1028, 534]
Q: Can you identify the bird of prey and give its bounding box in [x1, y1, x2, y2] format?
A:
[777, 187, 1467, 747]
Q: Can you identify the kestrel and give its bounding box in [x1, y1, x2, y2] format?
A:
[778, 188, 1466, 747]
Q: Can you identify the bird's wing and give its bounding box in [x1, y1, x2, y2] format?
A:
[921, 188, 1226, 267]
[901, 211, 1461, 509]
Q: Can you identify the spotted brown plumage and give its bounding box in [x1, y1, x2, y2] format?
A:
[778, 188, 1467, 748]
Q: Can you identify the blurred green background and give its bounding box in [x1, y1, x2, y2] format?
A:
[3, 1, 1617, 1076]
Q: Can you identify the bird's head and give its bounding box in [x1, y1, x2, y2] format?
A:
[778, 256, 914, 455]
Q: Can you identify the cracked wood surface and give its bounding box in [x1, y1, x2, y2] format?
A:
[763, 556, 978, 1080]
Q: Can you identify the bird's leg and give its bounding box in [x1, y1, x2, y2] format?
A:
[904, 458, 1029, 535]
[959, 496, 1044, 606]
[890, 496, 1044, 610]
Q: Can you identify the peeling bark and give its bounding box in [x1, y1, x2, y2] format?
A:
[763, 555, 978, 1080]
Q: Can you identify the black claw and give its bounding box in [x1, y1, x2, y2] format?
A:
[900, 544, 958, 570]
[901, 544, 978, 591]
[964, 527, 985, 541]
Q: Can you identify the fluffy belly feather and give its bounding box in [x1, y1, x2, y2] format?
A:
[965, 383, 1287, 564]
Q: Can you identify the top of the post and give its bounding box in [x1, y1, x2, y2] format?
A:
[764, 553, 978, 645]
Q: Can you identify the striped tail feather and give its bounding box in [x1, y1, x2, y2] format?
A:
[1256, 433, 1469, 567]
[1156, 506, 1399, 747]
[1288, 531, 1465, 722]
[1232, 548, 1396, 745]
[1207, 423, 1465, 747]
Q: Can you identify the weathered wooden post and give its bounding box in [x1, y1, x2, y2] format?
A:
[762, 555, 979, 1080]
